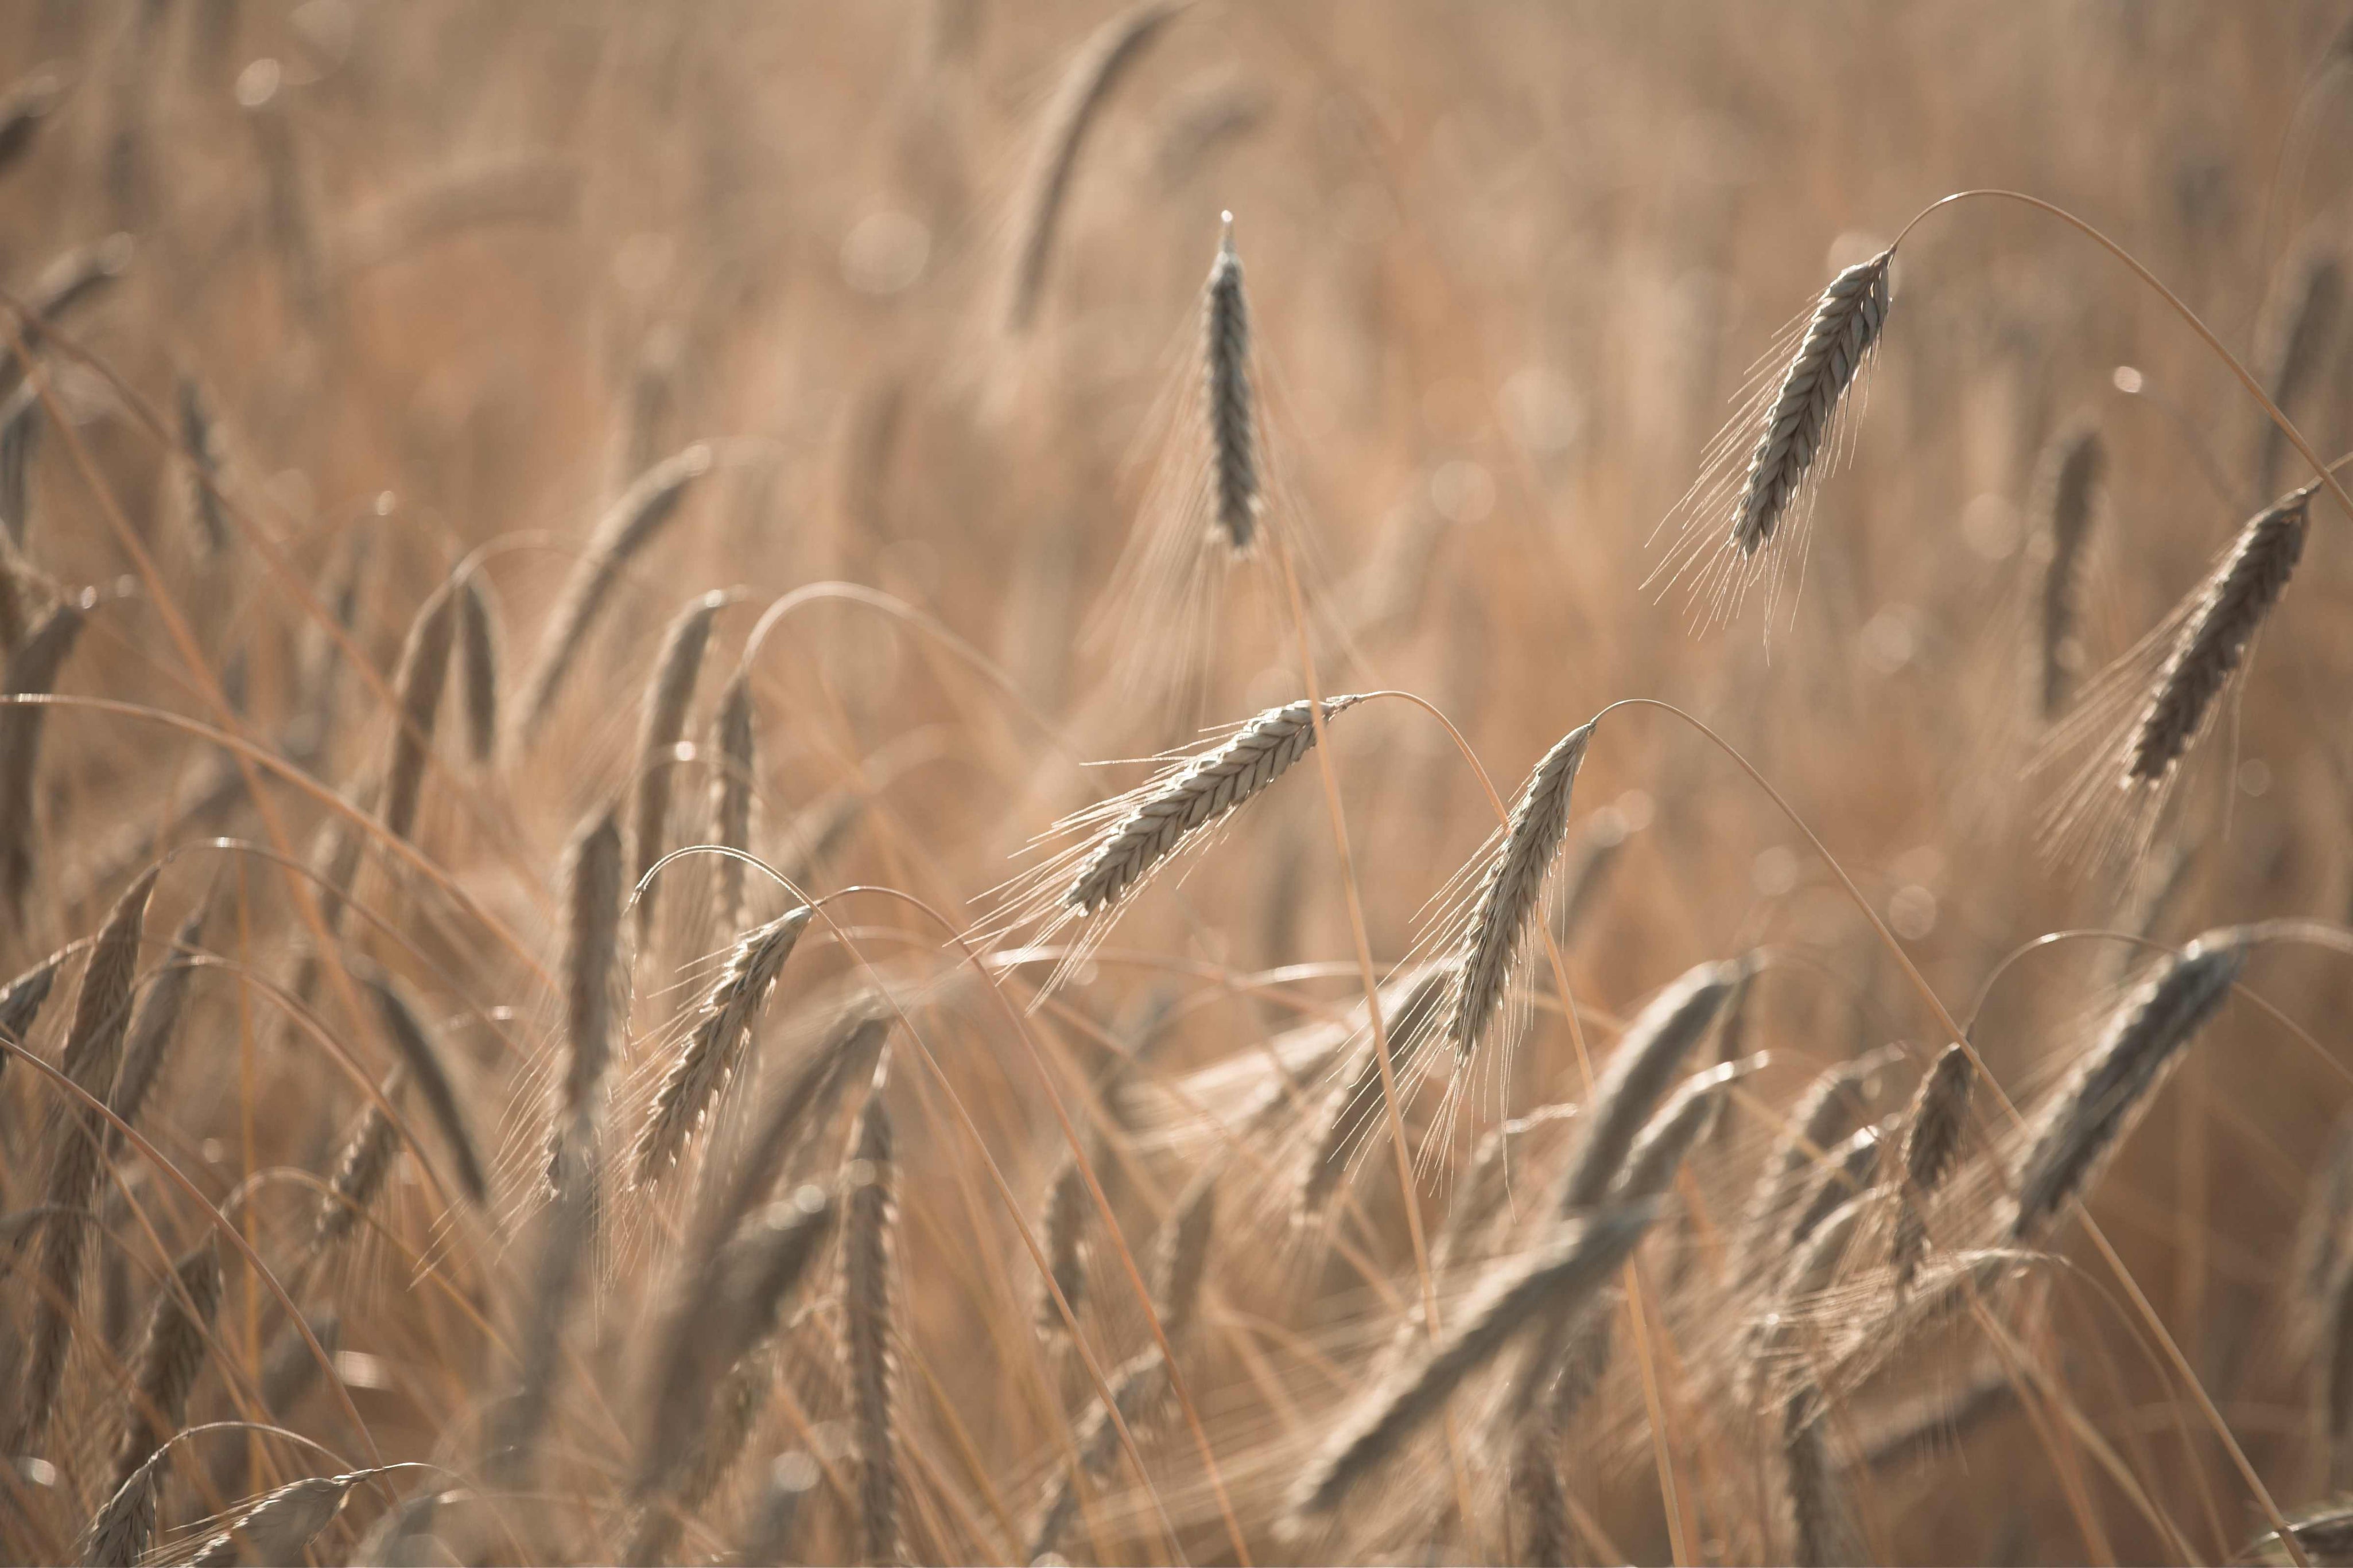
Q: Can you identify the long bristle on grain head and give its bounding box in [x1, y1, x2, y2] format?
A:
[1555, 958, 1743, 1211]
[1449, 722, 1595, 1061]
[1733, 248, 1893, 556]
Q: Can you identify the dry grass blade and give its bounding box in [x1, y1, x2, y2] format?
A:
[1003, 0, 1183, 332]
[105, 904, 208, 1155]
[1449, 723, 1595, 1060]
[1204, 213, 1257, 551]
[381, 580, 458, 844]
[2012, 933, 2245, 1242]
[1733, 249, 1892, 556]
[1290, 1204, 1659, 1520]
[457, 566, 501, 767]
[632, 590, 722, 941]
[515, 442, 712, 747]
[844, 1079, 901, 1566]
[1556, 958, 1742, 1210]
[1891, 1042, 1973, 1291]
[632, 905, 813, 1185]
[563, 803, 624, 1116]
[357, 964, 487, 1205]
[2034, 422, 2105, 719]
[1, 594, 87, 912]
[110, 1240, 222, 1495]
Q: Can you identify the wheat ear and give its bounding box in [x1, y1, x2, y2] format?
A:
[740, 1452, 821, 1566]
[1449, 723, 1595, 1060]
[102, 905, 207, 1156]
[187, 1474, 355, 1566]
[176, 375, 228, 557]
[845, 1076, 902, 1566]
[632, 590, 723, 941]
[1612, 1052, 1766, 1203]
[1299, 963, 1455, 1215]
[356, 965, 486, 1204]
[1027, 1345, 1172, 1562]
[633, 905, 814, 1184]
[1733, 248, 1893, 555]
[1, 594, 86, 913]
[380, 579, 457, 845]
[709, 668, 758, 927]
[456, 565, 501, 766]
[1789, 1122, 1886, 1250]
[1203, 212, 1258, 551]
[311, 1072, 403, 1254]
[1890, 1042, 1973, 1291]
[1783, 1384, 1857, 1566]
[1556, 959, 1742, 1210]
[2034, 422, 2105, 718]
[2255, 247, 2344, 498]
[1741, 1045, 1897, 1278]
[1510, 1422, 1574, 1568]
[0, 946, 60, 1052]
[110, 1240, 222, 1496]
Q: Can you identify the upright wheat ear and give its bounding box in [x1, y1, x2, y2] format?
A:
[1449, 723, 1594, 1061]
[2034, 423, 2105, 719]
[632, 591, 723, 941]
[1891, 1042, 1972, 1290]
[1733, 250, 1892, 555]
[1205, 213, 1258, 551]
[844, 1078, 902, 1567]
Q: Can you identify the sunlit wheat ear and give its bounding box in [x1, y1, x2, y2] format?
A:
[1651, 247, 1893, 627]
[176, 375, 228, 557]
[1556, 959, 1744, 1211]
[110, 1240, 220, 1499]
[356, 964, 487, 1205]
[632, 905, 813, 1185]
[1890, 1042, 1972, 1291]
[1612, 1052, 1766, 1203]
[632, 591, 721, 942]
[380, 578, 456, 845]
[2010, 932, 2243, 1242]
[1, 593, 87, 913]
[2254, 243, 2344, 499]
[514, 442, 712, 749]
[187, 1473, 358, 1566]
[1203, 213, 1259, 552]
[1287, 1204, 1659, 1524]
[1741, 1045, 1899, 1279]
[1447, 722, 1594, 1065]
[456, 566, 501, 767]
[2033, 422, 2105, 719]
[843, 1076, 901, 1567]
[1028, 1344, 1172, 1562]
[1003, 0, 1182, 333]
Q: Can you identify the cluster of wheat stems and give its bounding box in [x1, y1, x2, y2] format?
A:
[7, 5, 2353, 1566]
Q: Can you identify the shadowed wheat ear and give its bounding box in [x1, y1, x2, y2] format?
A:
[380, 578, 457, 845]
[356, 964, 487, 1205]
[456, 565, 500, 766]
[104, 903, 206, 1155]
[2255, 243, 2344, 499]
[845, 1071, 902, 1566]
[1003, 0, 1182, 333]
[310, 1071, 403, 1255]
[176, 375, 228, 557]
[514, 442, 712, 748]
[2033, 422, 2105, 719]
[709, 668, 758, 928]
[1204, 212, 1257, 551]
[1288, 1204, 1659, 1522]
[109, 1240, 221, 1497]
[563, 803, 624, 1118]
[1447, 722, 1594, 1063]
[1027, 1344, 1172, 1562]
[1741, 1045, 1898, 1279]
[632, 590, 723, 942]
[1612, 1052, 1767, 1203]
[1, 593, 87, 913]
[1555, 958, 1744, 1211]
[2012, 932, 2243, 1242]
[633, 905, 813, 1184]
[1890, 1042, 1973, 1291]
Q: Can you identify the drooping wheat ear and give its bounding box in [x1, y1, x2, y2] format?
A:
[634, 905, 814, 1184]
[1289, 1204, 1659, 1520]
[110, 1240, 222, 1496]
[1612, 1052, 1766, 1203]
[1, 594, 87, 913]
[515, 442, 712, 748]
[2034, 422, 2105, 719]
[703, 1012, 894, 1246]
[564, 803, 624, 1117]
[1449, 723, 1596, 1060]
[845, 1077, 902, 1566]
[1203, 212, 1259, 551]
[740, 1452, 821, 1566]
[491, 1108, 599, 1488]
[1555, 958, 1742, 1211]
[1299, 963, 1455, 1215]
[2012, 933, 2244, 1243]
[1542, 1289, 1618, 1432]
[626, 1348, 774, 1566]
[176, 375, 228, 557]
[187, 1474, 356, 1567]
[1003, 0, 1182, 332]
[1890, 1043, 1973, 1291]
[2125, 488, 2310, 784]
[1732, 248, 1893, 556]
[80, 1444, 167, 1568]
[1789, 1122, 1886, 1250]
[104, 904, 207, 1156]
[1741, 1045, 1898, 1278]
[1510, 1422, 1573, 1568]
[1065, 695, 1364, 915]
[1027, 1345, 1172, 1562]
[2255, 246, 2344, 499]
[1038, 1154, 1090, 1337]
[632, 590, 723, 941]
[310, 1071, 403, 1254]
[0, 378, 37, 548]
[0, 64, 60, 176]
[306, 781, 372, 938]
[1152, 1160, 1218, 1341]
[710, 668, 758, 927]
[638, 1184, 835, 1497]
[456, 565, 500, 767]
[356, 965, 487, 1205]
[1783, 1384, 1857, 1567]
[380, 579, 457, 845]
[0, 946, 60, 1052]
[11, 866, 156, 1452]
[350, 1483, 445, 1567]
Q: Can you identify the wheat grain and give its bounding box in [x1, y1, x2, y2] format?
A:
[1028, 1345, 1171, 1562]
[1789, 1122, 1885, 1250]
[1784, 1384, 1857, 1566]
[1510, 1421, 1573, 1568]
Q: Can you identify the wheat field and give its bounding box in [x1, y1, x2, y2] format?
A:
[5, 3, 2353, 1564]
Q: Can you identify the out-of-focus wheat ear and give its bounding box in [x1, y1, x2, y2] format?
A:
[1065, 695, 1364, 916]
[1203, 212, 1258, 551]
[632, 590, 723, 943]
[1288, 1204, 1659, 1522]
[1510, 1422, 1572, 1568]
[1732, 248, 1893, 557]
[110, 1240, 221, 1496]
[1783, 1384, 1857, 1567]
[1002, 0, 1182, 333]
[1850, 1360, 2016, 1473]
[1550, 806, 1632, 953]
[1151, 1160, 1217, 1341]
[2033, 422, 2105, 719]
[456, 566, 501, 767]
[1789, 1122, 1886, 1250]
[514, 442, 712, 749]
[293, 526, 375, 758]
[1036, 1154, 1090, 1339]
[261, 1311, 339, 1421]
[350, 1483, 449, 1567]
[4, 234, 133, 391]
[2124, 488, 2310, 785]
[0, 64, 61, 177]
[740, 1452, 821, 1567]
[844, 1072, 902, 1566]
[2294, 1115, 2353, 1353]
[1890, 1043, 1973, 1291]
[1449, 723, 1595, 1061]
[2012, 934, 2244, 1243]
[632, 905, 814, 1185]
[1298, 962, 1456, 1217]
[1, 594, 87, 914]
[80, 1444, 168, 1568]
[1555, 958, 1742, 1211]
[379, 579, 457, 845]
[1027, 1345, 1171, 1562]
[710, 667, 758, 927]
[488, 1108, 599, 1489]
[564, 803, 624, 1118]
[0, 377, 38, 550]
[2256, 1501, 2353, 1566]
[0, 946, 61, 1054]
[356, 965, 486, 1205]
[10, 866, 157, 1452]
[1544, 1290, 1618, 1431]
[703, 1013, 892, 1244]
[2255, 247, 2344, 499]
[638, 1184, 835, 1497]
[625, 1348, 774, 1566]
[1741, 1045, 1899, 1278]
[0, 522, 33, 653]
[187, 1473, 356, 1567]
[310, 1073, 403, 1254]
[104, 903, 208, 1156]
[1611, 1052, 1766, 1203]
[176, 375, 230, 558]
